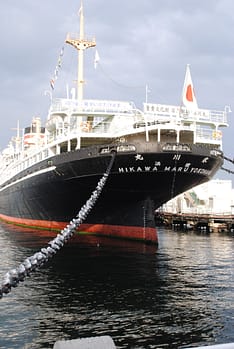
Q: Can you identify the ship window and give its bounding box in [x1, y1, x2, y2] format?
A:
[117, 145, 136, 152]
[163, 143, 191, 152]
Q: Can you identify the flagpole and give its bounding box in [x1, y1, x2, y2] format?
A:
[144, 84, 150, 142]
[145, 84, 149, 103]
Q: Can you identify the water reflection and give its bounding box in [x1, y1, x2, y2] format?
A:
[0, 224, 234, 348]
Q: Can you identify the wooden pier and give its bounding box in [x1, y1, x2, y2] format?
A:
[155, 211, 234, 233]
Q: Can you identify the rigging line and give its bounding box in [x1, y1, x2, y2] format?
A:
[221, 166, 234, 175]
[222, 155, 234, 165]
[0, 152, 116, 299]
[97, 62, 144, 90]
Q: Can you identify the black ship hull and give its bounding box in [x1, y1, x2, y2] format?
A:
[0, 141, 223, 244]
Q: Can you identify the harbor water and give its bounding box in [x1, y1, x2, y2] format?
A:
[0, 223, 234, 349]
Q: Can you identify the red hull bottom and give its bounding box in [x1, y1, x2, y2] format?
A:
[0, 214, 158, 245]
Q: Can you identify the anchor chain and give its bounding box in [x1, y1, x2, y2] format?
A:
[0, 153, 116, 299]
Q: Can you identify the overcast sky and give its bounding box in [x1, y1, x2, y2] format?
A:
[0, 0, 233, 184]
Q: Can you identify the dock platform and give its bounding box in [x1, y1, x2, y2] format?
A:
[155, 212, 234, 233]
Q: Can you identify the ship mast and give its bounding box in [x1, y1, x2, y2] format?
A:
[66, 1, 96, 102]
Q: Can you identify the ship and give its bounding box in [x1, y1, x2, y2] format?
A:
[0, 3, 228, 245]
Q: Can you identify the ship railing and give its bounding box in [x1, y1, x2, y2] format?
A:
[1, 114, 142, 183]
[0, 115, 135, 183]
[46, 118, 140, 143]
[162, 206, 234, 216]
[66, 33, 96, 45]
[46, 106, 144, 140]
[195, 128, 223, 143]
[45, 112, 224, 146]
[164, 204, 234, 215]
[143, 103, 228, 125]
[0, 128, 222, 187]
[49, 98, 137, 115]
[1, 118, 220, 184]
[0, 144, 54, 186]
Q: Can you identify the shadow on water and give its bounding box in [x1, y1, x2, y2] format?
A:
[0, 223, 234, 348]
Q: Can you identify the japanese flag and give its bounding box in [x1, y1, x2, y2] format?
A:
[182, 65, 198, 110]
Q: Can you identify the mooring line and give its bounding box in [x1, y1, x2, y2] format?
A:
[221, 154, 234, 175]
[221, 167, 234, 175]
[0, 153, 116, 299]
[223, 155, 234, 165]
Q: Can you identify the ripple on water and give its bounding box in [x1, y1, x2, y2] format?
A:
[0, 227, 234, 348]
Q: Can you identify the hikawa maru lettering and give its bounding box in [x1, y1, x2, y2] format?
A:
[118, 165, 211, 176]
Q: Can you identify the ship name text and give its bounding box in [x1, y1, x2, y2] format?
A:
[118, 165, 211, 176]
